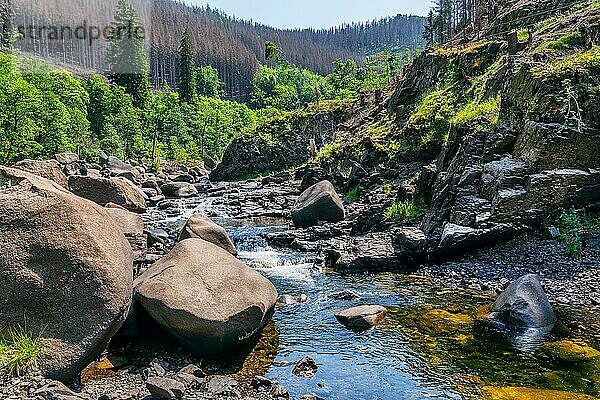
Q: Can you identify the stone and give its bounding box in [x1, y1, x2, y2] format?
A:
[134, 239, 277, 355]
[178, 214, 237, 256]
[178, 364, 206, 378]
[334, 305, 388, 330]
[105, 206, 147, 262]
[54, 153, 79, 165]
[488, 274, 556, 329]
[34, 381, 91, 400]
[277, 294, 309, 306]
[13, 159, 68, 188]
[437, 223, 518, 253]
[104, 156, 142, 181]
[160, 182, 198, 198]
[146, 377, 185, 399]
[207, 376, 238, 396]
[251, 376, 273, 390]
[68, 175, 147, 213]
[271, 383, 289, 399]
[291, 180, 345, 228]
[328, 290, 361, 301]
[171, 174, 194, 183]
[394, 227, 427, 260]
[0, 167, 133, 382]
[292, 356, 318, 379]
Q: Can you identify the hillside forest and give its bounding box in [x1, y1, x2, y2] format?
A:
[0, 0, 421, 167]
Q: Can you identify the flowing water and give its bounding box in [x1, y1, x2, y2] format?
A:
[141, 196, 600, 400]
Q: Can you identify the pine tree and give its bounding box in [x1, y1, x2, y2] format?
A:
[106, 0, 150, 108]
[177, 29, 195, 103]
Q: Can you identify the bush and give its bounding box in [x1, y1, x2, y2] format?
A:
[347, 187, 359, 202]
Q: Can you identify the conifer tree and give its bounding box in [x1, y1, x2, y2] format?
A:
[177, 29, 195, 103]
[106, 0, 150, 108]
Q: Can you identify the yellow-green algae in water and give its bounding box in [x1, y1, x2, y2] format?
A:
[383, 282, 600, 399]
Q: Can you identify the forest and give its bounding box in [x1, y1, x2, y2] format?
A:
[5, 0, 425, 101]
[0, 0, 422, 167]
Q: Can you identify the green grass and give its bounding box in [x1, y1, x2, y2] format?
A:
[384, 199, 425, 222]
[536, 32, 585, 52]
[451, 96, 501, 131]
[533, 46, 600, 79]
[0, 325, 47, 376]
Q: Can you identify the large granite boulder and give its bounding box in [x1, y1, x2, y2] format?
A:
[54, 152, 79, 165]
[105, 205, 147, 262]
[13, 159, 68, 188]
[291, 180, 345, 228]
[68, 175, 147, 213]
[134, 239, 277, 355]
[488, 274, 556, 329]
[103, 156, 142, 181]
[0, 167, 133, 381]
[160, 182, 198, 198]
[178, 214, 237, 256]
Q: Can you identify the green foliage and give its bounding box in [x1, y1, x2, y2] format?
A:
[196, 65, 223, 99]
[550, 209, 600, 256]
[347, 187, 359, 202]
[316, 142, 343, 162]
[106, 0, 150, 108]
[407, 83, 463, 147]
[178, 30, 196, 103]
[265, 41, 281, 64]
[0, 325, 46, 376]
[384, 199, 425, 221]
[451, 96, 501, 131]
[533, 46, 600, 79]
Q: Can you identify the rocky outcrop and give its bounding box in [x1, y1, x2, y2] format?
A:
[291, 180, 345, 228]
[210, 105, 350, 181]
[134, 239, 277, 355]
[13, 159, 68, 188]
[68, 175, 147, 213]
[0, 167, 133, 382]
[178, 214, 237, 256]
[334, 305, 388, 330]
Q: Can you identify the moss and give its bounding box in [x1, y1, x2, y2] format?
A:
[536, 32, 585, 52]
[430, 41, 492, 56]
[419, 309, 473, 334]
[315, 141, 343, 163]
[452, 96, 501, 131]
[539, 340, 600, 365]
[484, 386, 598, 400]
[533, 46, 600, 79]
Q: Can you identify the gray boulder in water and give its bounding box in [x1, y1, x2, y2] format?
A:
[0, 167, 133, 382]
[488, 274, 556, 329]
[291, 180, 345, 228]
[134, 238, 277, 356]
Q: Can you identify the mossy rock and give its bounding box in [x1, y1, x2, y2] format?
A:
[419, 309, 473, 334]
[484, 386, 598, 400]
[539, 340, 600, 365]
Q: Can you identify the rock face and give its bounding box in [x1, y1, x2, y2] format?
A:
[160, 182, 198, 198]
[178, 214, 237, 256]
[105, 206, 147, 262]
[488, 274, 556, 329]
[291, 180, 345, 228]
[13, 159, 68, 188]
[134, 238, 277, 355]
[68, 175, 147, 213]
[334, 305, 388, 330]
[0, 167, 133, 382]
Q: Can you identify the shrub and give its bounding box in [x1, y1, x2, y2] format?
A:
[347, 187, 359, 202]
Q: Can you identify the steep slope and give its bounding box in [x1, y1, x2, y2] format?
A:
[216, 0, 600, 262]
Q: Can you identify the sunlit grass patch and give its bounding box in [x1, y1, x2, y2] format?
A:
[0, 325, 47, 376]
